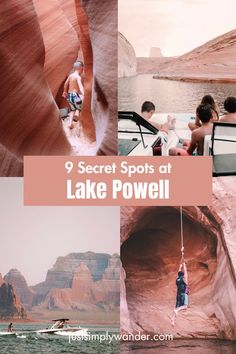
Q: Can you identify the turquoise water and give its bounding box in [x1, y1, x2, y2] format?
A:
[121, 339, 236, 354]
[118, 74, 236, 114]
[0, 323, 119, 354]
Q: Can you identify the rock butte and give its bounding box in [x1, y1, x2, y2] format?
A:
[121, 177, 236, 339]
[2, 252, 120, 319]
[0, 0, 117, 176]
[0, 273, 27, 320]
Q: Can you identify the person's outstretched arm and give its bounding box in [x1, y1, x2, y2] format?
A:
[183, 261, 188, 284]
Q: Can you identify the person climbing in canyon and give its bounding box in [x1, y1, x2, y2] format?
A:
[141, 101, 176, 133]
[169, 103, 214, 156]
[220, 96, 236, 123]
[171, 255, 189, 326]
[62, 61, 84, 129]
[188, 95, 219, 131]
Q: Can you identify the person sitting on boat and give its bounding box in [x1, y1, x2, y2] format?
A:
[169, 103, 213, 156]
[220, 97, 236, 123]
[171, 259, 189, 326]
[141, 101, 176, 133]
[188, 94, 219, 131]
[7, 323, 13, 332]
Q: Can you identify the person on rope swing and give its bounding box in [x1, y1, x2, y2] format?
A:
[171, 249, 189, 326]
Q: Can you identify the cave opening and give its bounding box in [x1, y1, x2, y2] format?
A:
[121, 207, 218, 331]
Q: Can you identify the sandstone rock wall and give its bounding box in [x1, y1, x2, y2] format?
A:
[156, 29, 236, 82]
[118, 33, 137, 78]
[0, 0, 71, 177]
[4, 269, 34, 307]
[0, 0, 117, 176]
[81, 0, 118, 154]
[0, 275, 27, 319]
[33, 253, 120, 312]
[121, 202, 236, 339]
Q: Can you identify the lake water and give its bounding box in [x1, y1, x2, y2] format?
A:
[121, 339, 236, 354]
[0, 323, 119, 354]
[118, 74, 236, 114]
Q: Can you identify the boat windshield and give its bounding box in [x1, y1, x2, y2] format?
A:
[118, 111, 158, 135]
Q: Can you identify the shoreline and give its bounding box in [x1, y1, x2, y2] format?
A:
[152, 74, 236, 84]
[0, 318, 119, 325]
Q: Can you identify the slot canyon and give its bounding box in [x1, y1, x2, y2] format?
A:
[121, 178, 236, 339]
[0, 0, 117, 176]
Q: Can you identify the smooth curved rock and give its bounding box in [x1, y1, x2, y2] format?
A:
[34, 0, 79, 99]
[80, 0, 118, 155]
[118, 32, 137, 78]
[0, 0, 71, 176]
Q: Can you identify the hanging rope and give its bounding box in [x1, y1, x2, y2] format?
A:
[180, 206, 184, 261]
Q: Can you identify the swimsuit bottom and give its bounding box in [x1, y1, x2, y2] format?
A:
[67, 92, 83, 111]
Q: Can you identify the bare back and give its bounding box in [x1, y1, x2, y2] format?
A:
[189, 123, 213, 155]
[67, 72, 84, 95]
[220, 113, 236, 123]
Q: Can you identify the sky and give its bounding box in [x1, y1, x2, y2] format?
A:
[0, 179, 120, 286]
[119, 0, 236, 57]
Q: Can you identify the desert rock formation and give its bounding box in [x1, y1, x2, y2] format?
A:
[118, 33, 137, 78]
[37, 253, 120, 312]
[149, 47, 163, 58]
[4, 269, 34, 308]
[154, 29, 236, 82]
[121, 178, 236, 339]
[0, 274, 27, 319]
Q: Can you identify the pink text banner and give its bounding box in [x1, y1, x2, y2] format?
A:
[24, 156, 212, 206]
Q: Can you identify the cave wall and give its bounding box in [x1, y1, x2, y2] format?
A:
[0, 0, 117, 176]
[0, 0, 71, 177]
[80, 0, 118, 154]
[121, 206, 236, 339]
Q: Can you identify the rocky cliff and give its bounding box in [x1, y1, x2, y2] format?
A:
[33, 252, 112, 294]
[4, 269, 34, 308]
[0, 274, 27, 319]
[118, 33, 137, 78]
[155, 29, 236, 82]
[121, 180, 236, 339]
[31, 252, 120, 313]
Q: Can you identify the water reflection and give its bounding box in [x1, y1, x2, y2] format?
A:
[118, 75, 236, 114]
[121, 339, 236, 354]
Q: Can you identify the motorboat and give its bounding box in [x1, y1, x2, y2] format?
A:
[36, 318, 89, 337]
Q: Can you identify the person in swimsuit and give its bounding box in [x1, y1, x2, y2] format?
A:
[220, 97, 236, 123]
[63, 61, 84, 129]
[189, 94, 219, 131]
[171, 260, 189, 326]
[169, 104, 213, 156]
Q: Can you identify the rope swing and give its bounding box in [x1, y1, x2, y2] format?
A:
[180, 206, 184, 260]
